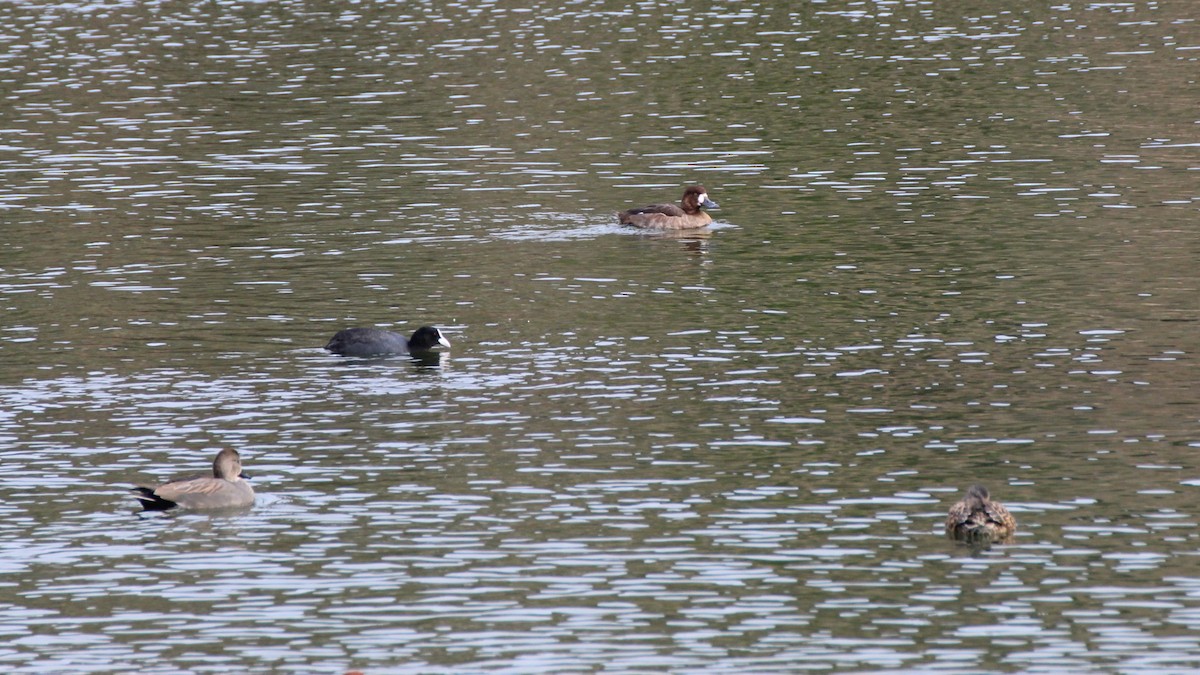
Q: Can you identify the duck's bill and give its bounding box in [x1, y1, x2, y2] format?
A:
[702, 198, 719, 209]
[437, 336, 452, 350]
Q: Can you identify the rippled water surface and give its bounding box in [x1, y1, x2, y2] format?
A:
[2, 0, 1199, 672]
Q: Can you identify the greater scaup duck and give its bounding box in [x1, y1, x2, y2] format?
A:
[325, 325, 451, 357]
[945, 484, 1017, 545]
[132, 448, 254, 511]
[618, 185, 719, 230]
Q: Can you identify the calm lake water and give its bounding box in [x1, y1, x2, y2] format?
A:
[2, 0, 1199, 672]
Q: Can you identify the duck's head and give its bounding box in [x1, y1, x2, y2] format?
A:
[683, 185, 719, 211]
[213, 448, 243, 480]
[963, 483, 992, 507]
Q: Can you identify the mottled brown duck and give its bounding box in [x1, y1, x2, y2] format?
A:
[945, 484, 1016, 545]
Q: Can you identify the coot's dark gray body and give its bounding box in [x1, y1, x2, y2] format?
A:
[325, 325, 451, 357]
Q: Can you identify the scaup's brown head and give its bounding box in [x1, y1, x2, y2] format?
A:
[680, 185, 718, 214]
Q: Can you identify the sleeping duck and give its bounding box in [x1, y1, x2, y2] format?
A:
[945, 484, 1017, 545]
[618, 185, 719, 230]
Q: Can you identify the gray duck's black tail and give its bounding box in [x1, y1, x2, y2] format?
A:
[132, 487, 177, 511]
